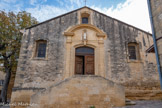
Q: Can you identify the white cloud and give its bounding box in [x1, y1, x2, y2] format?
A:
[90, 0, 151, 33]
[30, 0, 48, 5]
[0, 2, 10, 10]
[26, 5, 69, 22]
[30, 0, 37, 5]
[2, 0, 17, 3]
[56, 0, 64, 6]
[0, 0, 23, 12]
[69, 0, 82, 7]
[26, 0, 83, 22]
[24, 0, 151, 33]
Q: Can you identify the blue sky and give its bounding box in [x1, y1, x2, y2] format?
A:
[0, 0, 126, 11]
[0, 0, 151, 32]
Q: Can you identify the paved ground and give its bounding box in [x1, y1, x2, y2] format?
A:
[0, 100, 162, 108]
[0, 106, 9, 108]
[114, 100, 162, 108]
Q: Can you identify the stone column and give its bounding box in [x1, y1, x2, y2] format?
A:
[97, 33, 106, 77]
[63, 32, 74, 79]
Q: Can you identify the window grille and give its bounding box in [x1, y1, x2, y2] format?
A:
[36, 41, 47, 58]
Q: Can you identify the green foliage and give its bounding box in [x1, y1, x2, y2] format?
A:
[89, 106, 95, 108]
[0, 10, 38, 72]
[0, 10, 38, 102]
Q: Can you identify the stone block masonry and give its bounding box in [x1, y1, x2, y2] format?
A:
[150, 0, 162, 88]
[29, 76, 125, 108]
[10, 7, 162, 108]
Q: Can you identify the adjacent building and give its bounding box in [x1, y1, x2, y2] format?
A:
[0, 62, 5, 96]
[148, 0, 162, 88]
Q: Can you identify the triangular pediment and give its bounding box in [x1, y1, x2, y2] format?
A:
[26, 6, 151, 35]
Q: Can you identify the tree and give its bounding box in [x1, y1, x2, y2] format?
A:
[0, 11, 38, 103]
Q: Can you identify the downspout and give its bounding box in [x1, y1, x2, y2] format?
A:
[147, 0, 162, 89]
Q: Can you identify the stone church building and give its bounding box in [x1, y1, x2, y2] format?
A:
[11, 7, 161, 108]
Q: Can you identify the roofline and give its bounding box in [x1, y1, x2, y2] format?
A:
[26, 6, 152, 36]
[87, 7, 152, 36]
[146, 44, 154, 52]
[26, 6, 86, 29]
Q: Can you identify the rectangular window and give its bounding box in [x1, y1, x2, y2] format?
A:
[36, 41, 47, 58]
[82, 17, 88, 24]
[128, 46, 136, 60]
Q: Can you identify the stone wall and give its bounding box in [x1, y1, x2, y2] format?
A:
[11, 7, 161, 104]
[0, 70, 5, 91]
[150, 0, 162, 85]
[13, 11, 78, 89]
[11, 11, 78, 105]
[13, 7, 160, 91]
[92, 10, 160, 89]
[29, 76, 125, 108]
[0, 71, 16, 100]
[0, 71, 5, 81]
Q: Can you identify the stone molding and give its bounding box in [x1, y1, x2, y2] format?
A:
[63, 24, 107, 79]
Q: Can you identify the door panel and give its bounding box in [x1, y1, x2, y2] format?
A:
[75, 56, 84, 74]
[85, 55, 94, 75]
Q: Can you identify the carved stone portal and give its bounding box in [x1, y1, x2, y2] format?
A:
[63, 24, 107, 79]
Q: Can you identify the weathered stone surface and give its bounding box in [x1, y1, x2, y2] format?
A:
[10, 89, 44, 108]
[150, 0, 162, 86]
[13, 11, 78, 89]
[12, 7, 159, 90]
[0, 71, 5, 81]
[0, 70, 5, 92]
[126, 89, 162, 100]
[29, 76, 125, 108]
[10, 7, 161, 107]
[93, 10, 160, 89]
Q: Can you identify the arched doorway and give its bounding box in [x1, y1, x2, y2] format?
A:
[63, 24, 107, 79]
[75, 47, 94, 75]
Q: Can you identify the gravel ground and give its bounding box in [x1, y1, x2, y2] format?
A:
[114, 100, 162, 108]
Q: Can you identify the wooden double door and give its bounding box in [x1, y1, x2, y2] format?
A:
[75, 55, 94, 75]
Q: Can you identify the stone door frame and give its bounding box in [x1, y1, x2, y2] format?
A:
[75, 46, 95, 75]
[63, 24, 107, 79]
[75, 47, 95, 75]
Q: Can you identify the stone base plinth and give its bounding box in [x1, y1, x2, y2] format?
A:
[29, 75, 125, 108]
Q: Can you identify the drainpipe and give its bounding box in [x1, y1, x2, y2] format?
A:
[147, 0, 162, 89]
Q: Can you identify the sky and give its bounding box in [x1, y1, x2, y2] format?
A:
[0, 0, 151, 32]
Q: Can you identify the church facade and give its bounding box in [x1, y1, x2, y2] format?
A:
[11, 7, 161, 108]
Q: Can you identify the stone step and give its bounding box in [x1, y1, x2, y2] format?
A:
[126, 101, 136, 105]
[125, 98, 136, 105]
[126, 89, 162, 100]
